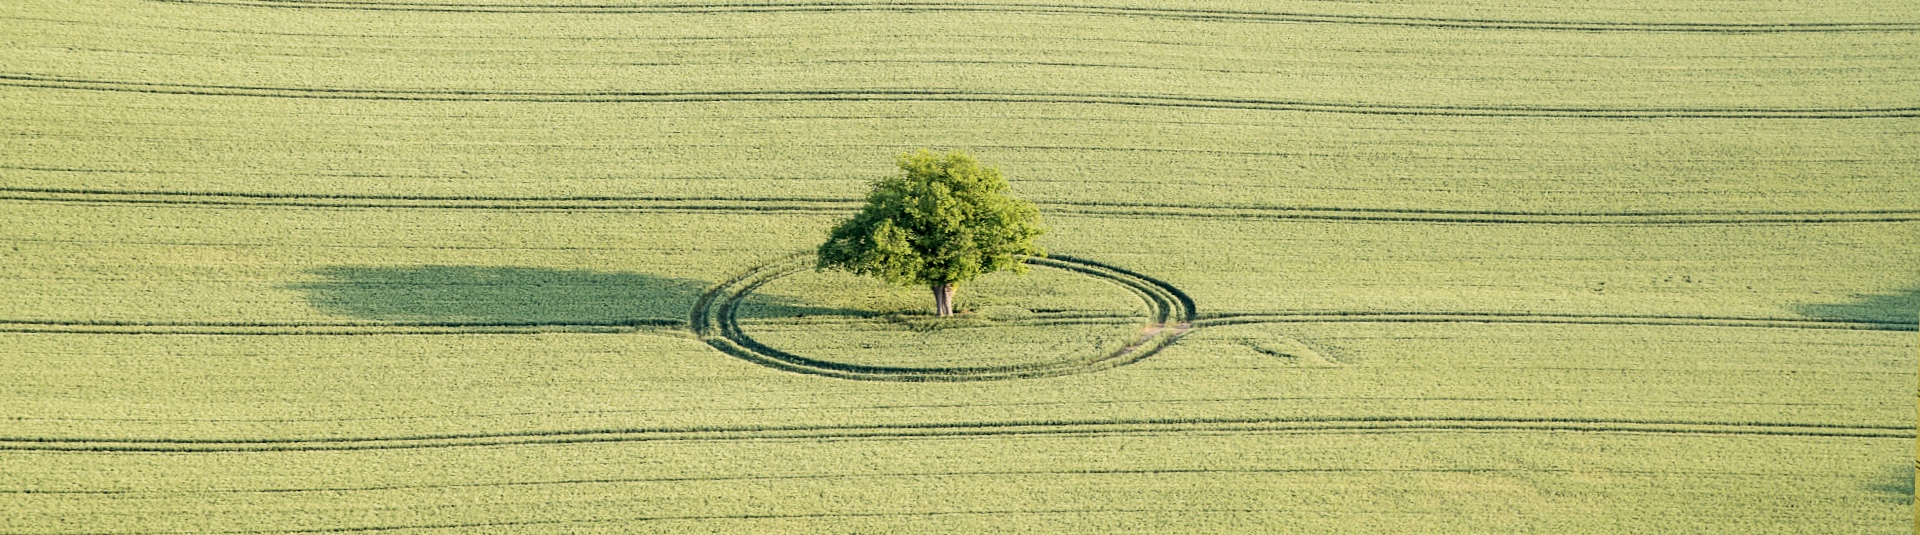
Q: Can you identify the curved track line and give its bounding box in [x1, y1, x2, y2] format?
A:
[142, 0, 1920, 33]
[691, 254, 1195, 381]
[5, 187, 1916, 225]
[1196, 311, 1917, 332]
[4, 74, 1914, 119]
[0, 319, 683, 335]
[1, 416, 1906, 452]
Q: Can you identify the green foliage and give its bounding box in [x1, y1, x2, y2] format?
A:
[817, 149, 1046, 289]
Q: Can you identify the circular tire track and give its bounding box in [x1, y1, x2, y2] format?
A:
[691, 253, 1196, 381]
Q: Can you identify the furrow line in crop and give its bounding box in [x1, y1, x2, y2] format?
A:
[1196, 311, 1916, 332]
[0, 192, 857, 214]
[1, 416, 1905, 453]
[168, 508, 1279, 534]
[2, 392, 1871, 423]
[5, 75, 1914, 118]
[1047, 204, 1920, 225]
[0, 185, 851, 204]
[140, 0, 1920, 33]
[7, 187, 1914, 225]
[0, 319, 682, 335]
[5, 466, 1828, 495]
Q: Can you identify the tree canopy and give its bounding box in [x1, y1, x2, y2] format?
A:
[817, 149, 1046, 316]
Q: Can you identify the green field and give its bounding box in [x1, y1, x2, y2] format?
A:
[2, 0, 1916, 532]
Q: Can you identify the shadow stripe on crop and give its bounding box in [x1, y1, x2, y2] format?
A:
[1, 416, 1907, 453]
[141, 0, 1920, 33]
[5, 187, 1917, 225]
[1195, 311, 1917, 332]
[4, 74, 1915, 118]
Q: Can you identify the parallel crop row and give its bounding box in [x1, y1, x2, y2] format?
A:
[0, 319, 682, 335]
[10, 187, 1917, 225]
[1196, 311, 1919, 332]
[142, 0, 1920, 32]
[4, 415, 1906, 452]
[7, 74, 1916, 119]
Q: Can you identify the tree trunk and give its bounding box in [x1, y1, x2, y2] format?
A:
[932, 283, 956, 317]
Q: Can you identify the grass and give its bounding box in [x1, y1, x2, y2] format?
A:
[1, 0, 1915, 532]
[736, 267, 1150, 370]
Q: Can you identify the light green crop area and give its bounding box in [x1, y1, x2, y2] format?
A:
[1, 0, 1915, 532]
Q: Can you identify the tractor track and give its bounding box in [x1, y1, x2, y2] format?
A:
[140, 0, 1920, 33]
[10, 311, 1903, 337]
[0, 506, 1529, 533]
[1, 465, 1854, 495]
[690, 254, 1195, 381]
[4, 256, 1906, 464]
[1196, 311, 1918, 332]
[5, 187, 1916, 225]
[0, 319, 682, 335]
[4, 74, 1916, 119]
[1, 415, 1906, 453]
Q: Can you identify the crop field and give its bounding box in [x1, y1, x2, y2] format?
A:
[2, 0, 1917, 532]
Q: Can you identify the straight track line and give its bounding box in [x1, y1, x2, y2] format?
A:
[1, 416, 1907, 452]
[0, 466, 1834, 495]
[142, 0, 1920, 33]
[4, 187, 1915, 225]
[4, 74, 1914, 118]
[0, 319, 682, 335]
[1195, 311, 1916, 332]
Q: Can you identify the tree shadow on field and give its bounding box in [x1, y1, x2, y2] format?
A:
[1867, 462, 1914, 504]
[292, 265, 850, 326]
[1794, 284, 1920, 326]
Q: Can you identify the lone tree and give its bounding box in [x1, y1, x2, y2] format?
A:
[817, 149, 1046, 317]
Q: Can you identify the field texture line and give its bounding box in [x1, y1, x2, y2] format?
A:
[123, 508, 1280, 534]
[0, 319, 683, 335]
[2, 466, 1830, 496]
[1, 416, 1907, 453]
[5, 187, 1916, 225]
[140, 0, 1920, 33]
[1196, 311, 1918, 332]
[4, 74, 1916, 119]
